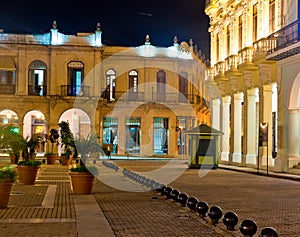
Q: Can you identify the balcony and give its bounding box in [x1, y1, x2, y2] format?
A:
[225, 55, 238, 72]
[267, 20, 300, 60]
[28, 85, 47, 96]
[238, 47, 253, 65]
[214, 61, 225, 76]
[101, 90, 203, 105]
[0, 84, 15, 94]
[253, 38, 275, 60]
[61, 85, 90, 97]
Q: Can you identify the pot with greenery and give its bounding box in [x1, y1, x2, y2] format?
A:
[44, 128, 59, 164]
[69, 134, 102, 194]
[0, 125, 27, 164]
[59, 121, 76, 166]
[69, 165, 98, 194]
[16, 159, 42, 185]
[0, 166, 17, 208]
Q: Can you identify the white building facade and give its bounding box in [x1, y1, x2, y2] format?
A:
[205, 0, 300, 173]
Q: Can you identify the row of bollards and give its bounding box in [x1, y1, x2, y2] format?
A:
[122, 168, 279, 237]
[101, 160, 119, 171]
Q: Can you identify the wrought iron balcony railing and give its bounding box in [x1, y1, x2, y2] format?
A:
[61, 85, 90, 97]
[0, 84, 15, 95]
[101, 89, 205, 105]
[267, 20, 300, 54]
[28, 85, 47, 96]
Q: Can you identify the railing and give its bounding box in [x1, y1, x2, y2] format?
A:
[253, 38, 275, 59]
[238, 47, 253, 64]
[61, 85, 90, 97]
[224, 55, 238, 71]
[28, 85, 47, 96]
[101, 90, 204, 105]
[267, 20, 300, 54]
[0, 84, 15, 94]
[214, 61, 225, 76]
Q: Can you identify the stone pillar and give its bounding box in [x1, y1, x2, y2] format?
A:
[221, 96, 231, 162]
[261, 84, 273, 167]
[212, 99, 221, 130]
[232, 92, 243, 163]
[246, 89, 257, 165]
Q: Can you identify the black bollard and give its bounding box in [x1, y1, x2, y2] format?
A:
[177, 193, 189, 206]
[170, 189, 180, 201]
[208, 205, 223, 225]
[187, 197, 199, 211]
[259, 227, 278, 237]
[164, 186, 173, 199]
[196, 201, 209, 217]
[223, 211, 238, 230]
[240, 219, 257, 237]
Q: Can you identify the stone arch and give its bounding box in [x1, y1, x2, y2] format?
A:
[289, 72, 300, 109]
[58, 108, 91, 140]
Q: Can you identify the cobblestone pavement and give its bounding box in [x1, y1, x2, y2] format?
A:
[105, 160, 300, 236]
[0, 165, 77, 237]
[1, 159, 300, 236]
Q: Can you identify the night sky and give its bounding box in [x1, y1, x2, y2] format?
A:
[0, 0, 210, 58]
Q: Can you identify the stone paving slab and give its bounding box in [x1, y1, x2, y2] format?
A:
[0, 165, 77, 237]
[110, 160, 300, 236]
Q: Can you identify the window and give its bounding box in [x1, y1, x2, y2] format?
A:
[0, 56, 16, 95]
[253, 3, 258, 42]
[67, 61, 84, 96]
[156, 70, 166, 101]
[129, 70, 138, 100]
[179, 72, 188, 102]
[125, 117, 141, 154]
[238, 15, 243, 50]
[153, 118, 168, 154]
[105, 69, 116, 101]
[269, 0, 275, 33]
[226, 26, 230, 57]
[216, 33, 220, 62]
[103, 117, 118, 154]
[28, 60, 47, 96]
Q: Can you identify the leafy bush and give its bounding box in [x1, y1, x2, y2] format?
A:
[18, 159, 42, 167]
[0, 166, 17, 183]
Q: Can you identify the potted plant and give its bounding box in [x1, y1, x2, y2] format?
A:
[0, 165, 17, 208]
[44, 128, 59, 164]
[16, 159, 42, 185]
[59, 121, 76, 166]
[69, 134, 102, 194]
[0, 125, 27, 164]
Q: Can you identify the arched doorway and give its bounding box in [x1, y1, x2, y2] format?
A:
[23, 110, 46, 154]
[59, 108, 91, 140]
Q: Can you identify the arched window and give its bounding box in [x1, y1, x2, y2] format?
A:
[129, 70, 138, 100]
[28, 60, 47, 96]
[105, 69, 116, 101]
[67, 61, 84, 96]
[156, 70, 166, 102]
[179, 72, 188, 102]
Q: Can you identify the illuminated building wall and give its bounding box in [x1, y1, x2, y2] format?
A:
[205, 0, 300, 173]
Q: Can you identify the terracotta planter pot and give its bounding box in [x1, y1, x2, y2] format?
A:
[69, 172, 95, 194]
[46, 154, 57, 165]
[16, 166, 39, 185]
[0, 182, 13, 208]
[61, 155, 73, 166]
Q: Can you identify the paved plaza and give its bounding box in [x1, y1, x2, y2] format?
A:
[0, 158, 299, 236]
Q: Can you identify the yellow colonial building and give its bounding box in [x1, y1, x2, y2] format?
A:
[205, 0, 300, 173]
[0, 21, 210, 158]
